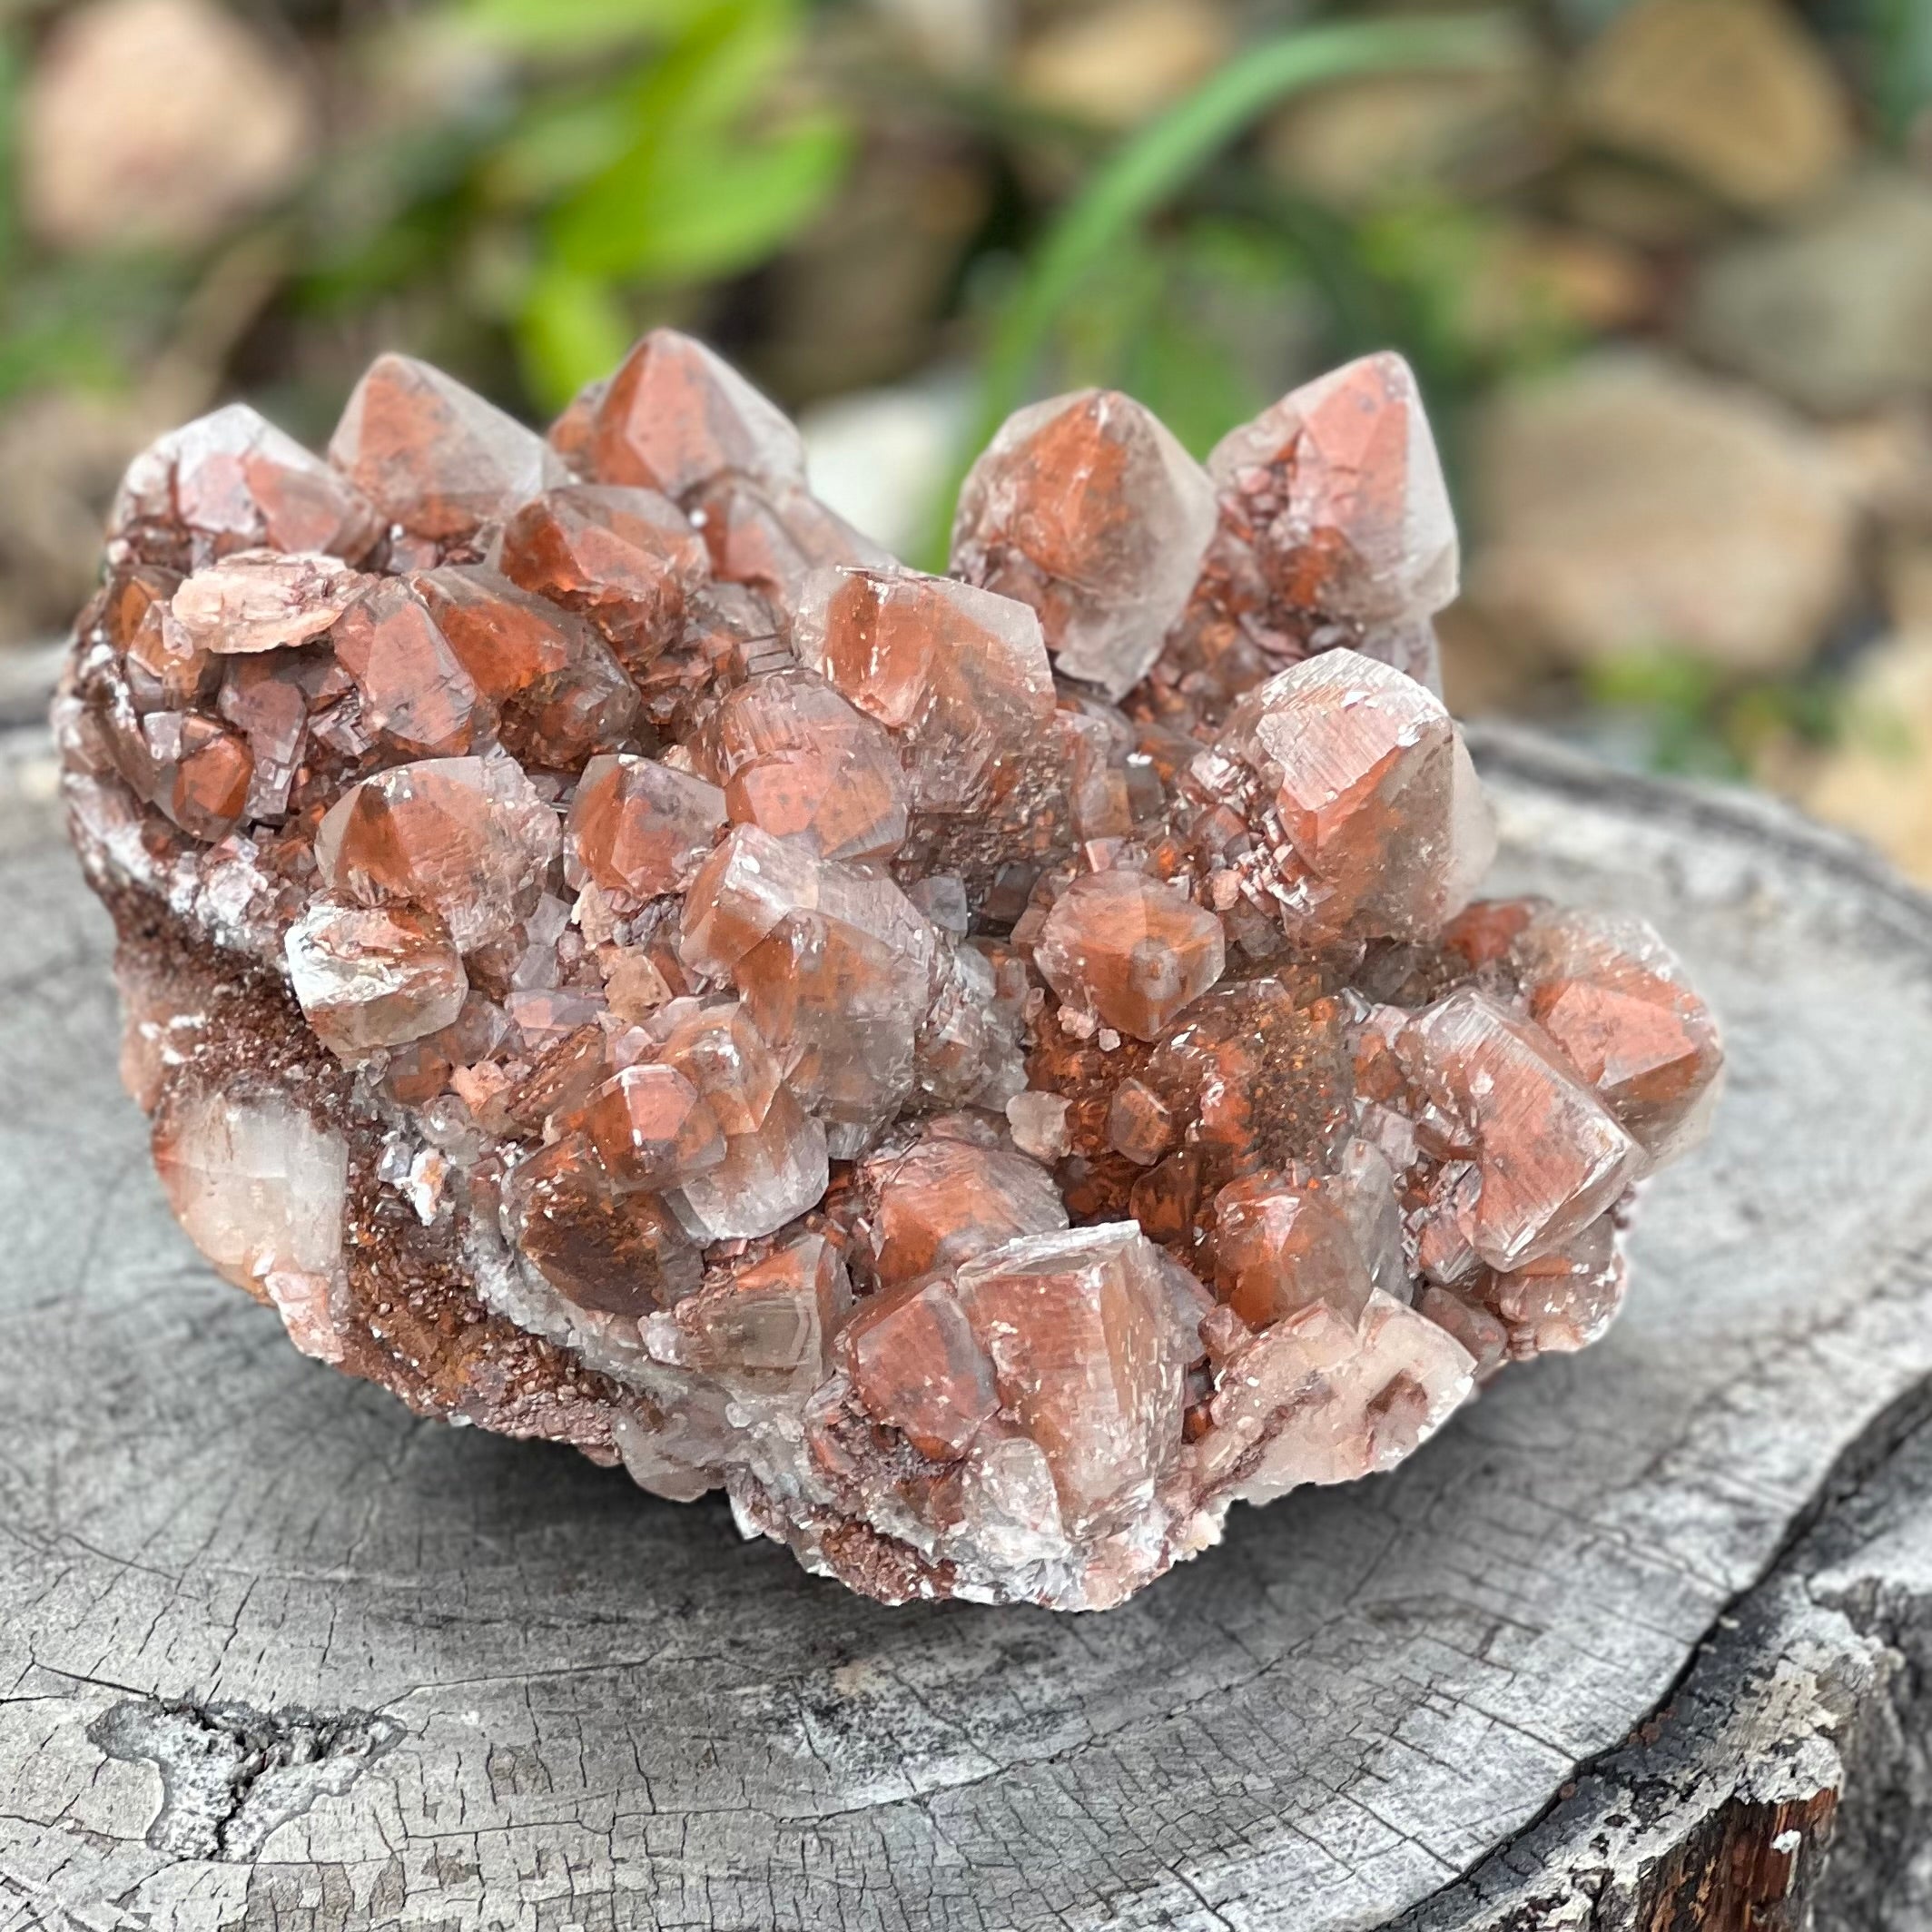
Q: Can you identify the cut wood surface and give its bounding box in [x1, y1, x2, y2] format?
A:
[4, 725, 1932, 1931]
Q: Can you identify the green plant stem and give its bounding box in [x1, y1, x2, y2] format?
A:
[927, 12, 1515, 567]
[1872, 0, 1932, 144]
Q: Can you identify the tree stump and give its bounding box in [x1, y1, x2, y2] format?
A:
[3, 724, 1931, 1931]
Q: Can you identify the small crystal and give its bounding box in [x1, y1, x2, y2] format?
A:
[504, 1136, 701, 1316]
[867, 1135, 1069, 1288]
[170, 549, 370, 655]
[1395, 988, 1643, 1270]
[151, 1087, 348, 1361]
[688, 829, 937, 1134]
[330, 352, 567, 540]
[951, 389, 1217, 698]
[285, 898, 468, 1058]
[414, 566, 639, 768]
[1194, 1291, 1474, 1503]
[652, 1230, 850, 1387]
[1007, 1089, 1072, 1164]
[690, 476, 891, 611]
[651, 997, 784, 1138]
[579, 328, 808, 501]
[670, 1082, 828, 1242]
[794, 566, 1057, 816]
[1511, 907, 1723, 1160]
[1209, 1173, 1375, 1328]
[114, 402, 379, 568]
[314, 753, 560, 951]
[1208, 350, 1457, 626]
[837, 1271, 1000, 1462]
[567, 754, 726, 904]
[330, 577, 489, 757]
[1033, 870, 1225, 1042]
[554, 1063, 725, 1192]
[705, 668, 909, 862]
[1191, 649, 1494, 941]
[951, 1223, 1190, 1531]
[163, 715, 253, 839]
[1480, 1217, 1627, 1357]
[500, 484, 709, 662]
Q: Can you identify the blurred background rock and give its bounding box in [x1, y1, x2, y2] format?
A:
[3, 0, 1931, 877]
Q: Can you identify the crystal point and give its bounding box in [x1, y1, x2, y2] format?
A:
[951, 389, 1217, 698]
[1208, 350, 1457, 626]
[330, 352, 567, 541]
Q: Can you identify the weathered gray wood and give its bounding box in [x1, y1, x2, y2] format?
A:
[1397, 1375, 1932, 1931]
[4, 723, 1932, 1932]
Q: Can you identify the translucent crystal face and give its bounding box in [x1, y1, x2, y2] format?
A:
[501, 484, 709, 663]
[567, 754, 726, 904]
[951, 389, 1218, 700]
[62, 330, 1723, 1613]
[1033, 870, 1227, 1042]
[113, 402, 380, 571]
[285, 899, 468, 1057]
[329, 352, 568, 541]
[1208, 350, 1459, 627]
[413, 567, 640, 770]
[577, 328, 809, 502]
[703, 668, 910, 862]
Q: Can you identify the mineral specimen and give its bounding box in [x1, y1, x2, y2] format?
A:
[60, 333, 1723, 1612]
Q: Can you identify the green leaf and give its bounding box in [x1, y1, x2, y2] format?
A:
[447, 0, 707, 57]
[636, 0, 797, 139]
[486, 87, 640, 203]
[516, 264, 635, 408]
[1872, 0, 1932, 143]
[551, 111, 849, 281]
[532, 0, 843, 282]
[1582, 646, 1724, 719]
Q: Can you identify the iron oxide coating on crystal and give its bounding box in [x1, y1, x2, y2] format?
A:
[59, 333, 1722, 1611]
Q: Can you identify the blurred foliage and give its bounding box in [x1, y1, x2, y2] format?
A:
[1, 0, 1914, 445]
[1866, 0, 1932, 143]
[297, 0, 854, 408]
[468, 0, 853, 405]
[1582, 649, 1868, 782]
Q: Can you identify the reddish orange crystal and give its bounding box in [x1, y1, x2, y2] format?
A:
[330, 352, 566, 541]
[952, 389, 1217, 698]
[330, 577, 488, 758]
[867, 1132, 1070, 1289]
[114, 402, 380, 570]
[705, 669, 908, 862]
[1033, 869, 1227, 1043]
[501, 485, 709, 661]
[414, 566, 638, 768]
[579, 328, 807, 501]
[567, 754, 726, 904]
[557, 1062, 726, 1192]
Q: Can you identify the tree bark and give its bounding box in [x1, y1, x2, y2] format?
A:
[3, 724, 1930, 1931]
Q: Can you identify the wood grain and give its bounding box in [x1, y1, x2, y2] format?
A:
[4, 726, 1930, 1931]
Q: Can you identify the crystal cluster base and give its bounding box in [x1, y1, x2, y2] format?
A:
[59, 334, 1721, 1611]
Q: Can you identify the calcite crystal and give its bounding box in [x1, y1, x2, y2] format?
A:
[60, 333, 1723, 1612]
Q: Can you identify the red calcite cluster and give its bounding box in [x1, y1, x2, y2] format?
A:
[59, 334, 1721, 1610]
